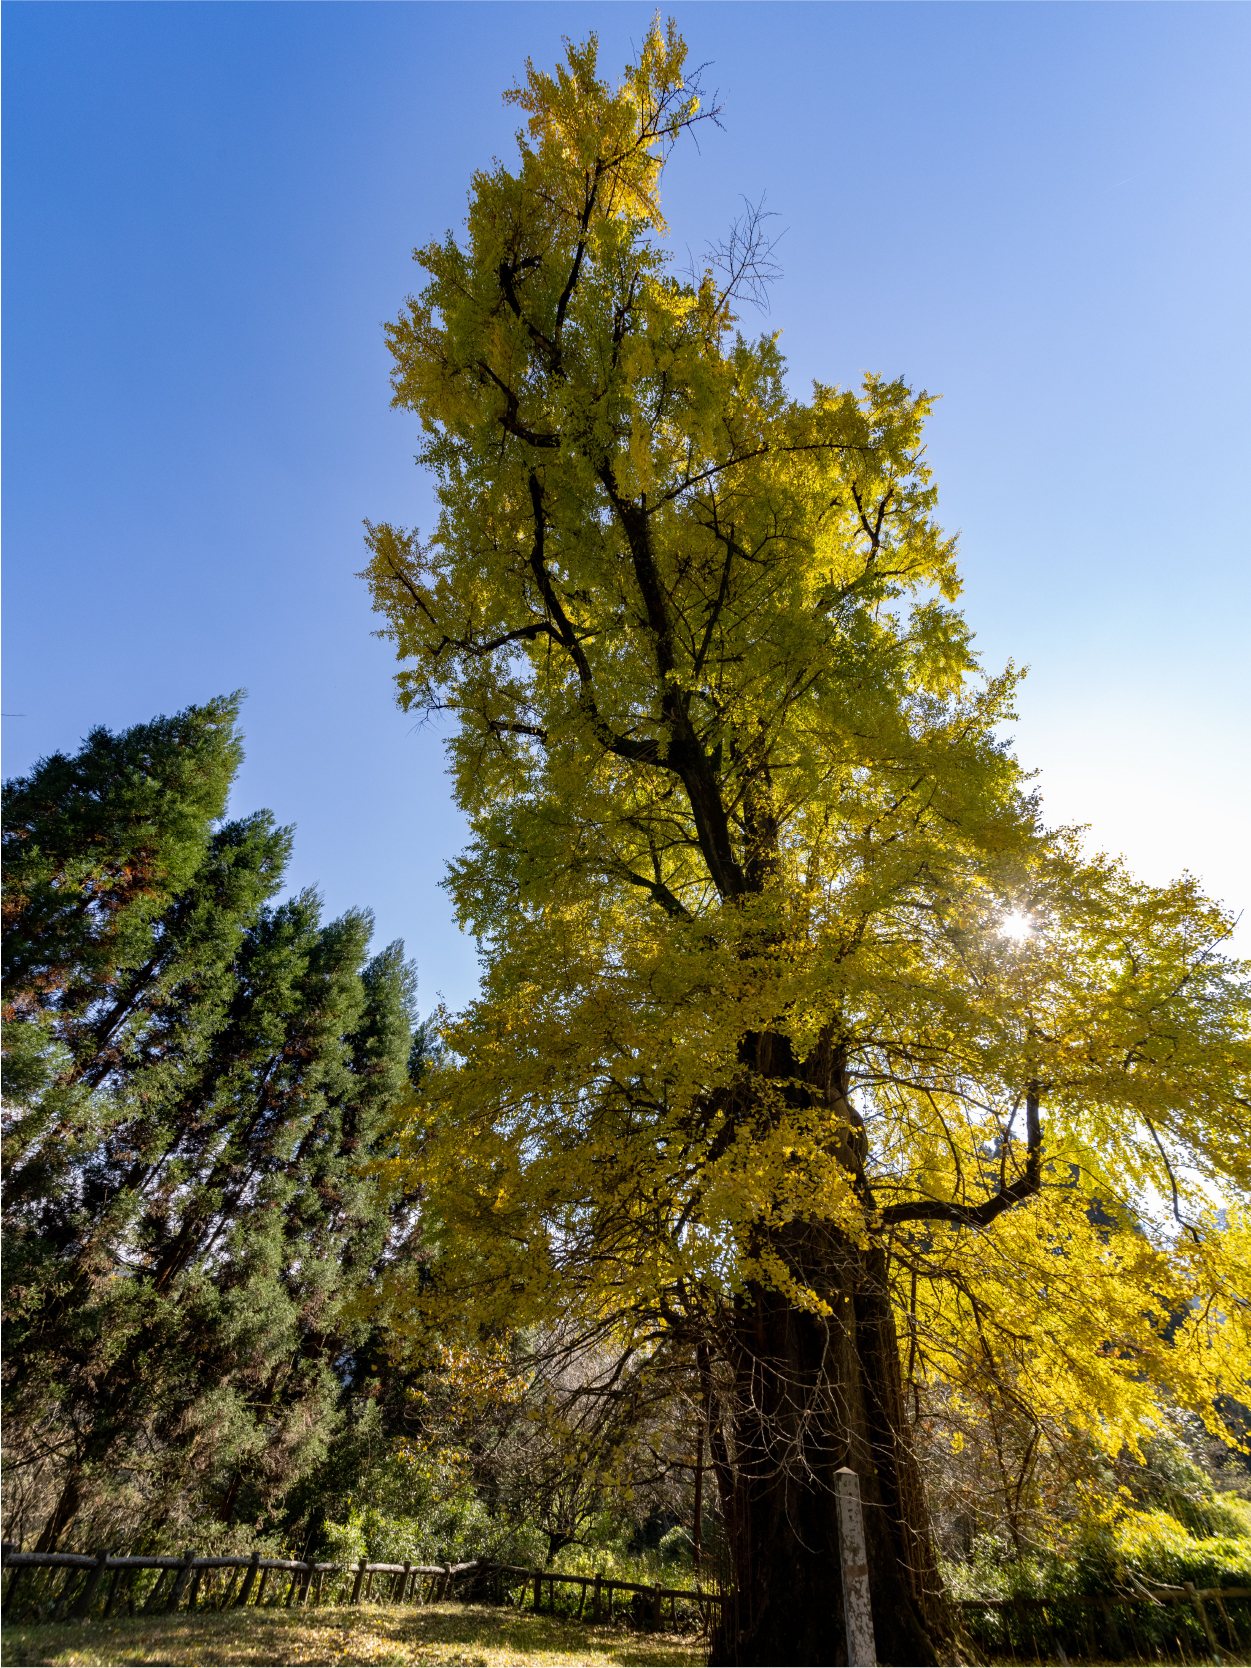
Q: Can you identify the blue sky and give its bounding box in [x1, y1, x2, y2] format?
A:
[4, 1, 1248, 1012]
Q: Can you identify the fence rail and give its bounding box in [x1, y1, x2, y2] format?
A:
[1, 1551, 479, 1576]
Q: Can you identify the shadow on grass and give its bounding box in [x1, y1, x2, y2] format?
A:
[0, 1598, 710, 1667]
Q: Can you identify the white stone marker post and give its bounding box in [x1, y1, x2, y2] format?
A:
[834, 1466, 877, 1666]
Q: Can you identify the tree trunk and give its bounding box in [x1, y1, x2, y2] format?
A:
[220, 1469, 243, 1525]
[708, 1226, 951, 1667]
[694, 1339, 713, 1576]
[692, 1427, 705, 1574]
[34, 1472, 80, 1554]
[544, 1531, 575, 1566]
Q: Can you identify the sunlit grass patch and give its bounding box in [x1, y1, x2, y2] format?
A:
[0, 1599, 709, 1667]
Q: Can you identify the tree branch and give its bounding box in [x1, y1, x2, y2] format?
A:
[524, 473, 668, 770]
[597, 458, 746, 899]
[1141, 1110, 1201, 1244]
[610, 861, 692, 920]
[476, 362, 560, 449]
[554, 161, 606, 344]
[488, 719, 550, 744]
[497, 256, 560, 364]
[455, 620, 563, 659]
[881, 1091, 1042, 1228]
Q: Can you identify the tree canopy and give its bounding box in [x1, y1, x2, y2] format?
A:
[363, 22, 1249, 1663]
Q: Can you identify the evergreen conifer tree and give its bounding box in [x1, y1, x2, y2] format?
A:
[2, 699, 422, 1551]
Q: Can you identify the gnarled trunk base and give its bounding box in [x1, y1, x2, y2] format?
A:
[709, 1233, 951, 1666]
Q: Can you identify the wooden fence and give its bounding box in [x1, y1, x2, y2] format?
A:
[3, 1540, 1246, 1662]
[0, 1544, 722, 1632]
[489, 1561, 722, 1630]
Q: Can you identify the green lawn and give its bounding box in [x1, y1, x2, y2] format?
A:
[0, 1599, 709, 1667]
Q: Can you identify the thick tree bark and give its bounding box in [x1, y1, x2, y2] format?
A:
[707, 1032, 952, 1666]
[709, 1233, 950, 1665]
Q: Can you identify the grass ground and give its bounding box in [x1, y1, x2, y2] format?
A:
[6, 1601, 1245, 1667]
[0, 1599, 710, 1667]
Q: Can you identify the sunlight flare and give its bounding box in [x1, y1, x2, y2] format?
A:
[999, 910, 1034, 942]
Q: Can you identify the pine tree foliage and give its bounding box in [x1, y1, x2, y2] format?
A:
[361, 23, 1250, 1663]
[1, 699, 421, 1551]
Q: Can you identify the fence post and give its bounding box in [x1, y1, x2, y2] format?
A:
[69, 1548, 111, 1622]
[834, 1468, 876, 1668]
[533, 1569, 542, 1613]
[236, 1551, 261, 1609]
[652, 1581, 662, 1629]
[165, 1550, 196, 1615]
[401, 1560, 412, 1604]
[351, 1557, 367, 1605]
[186, 1561, 205, 1613]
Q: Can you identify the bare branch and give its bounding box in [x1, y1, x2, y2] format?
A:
[1141, 1111, 1202, 1244]
[696, 194, 785, 315]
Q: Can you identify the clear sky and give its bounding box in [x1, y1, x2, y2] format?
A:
[5, 1, 1248, 1014]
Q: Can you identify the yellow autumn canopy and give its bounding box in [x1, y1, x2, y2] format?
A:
[362, 21, 1250, 1466]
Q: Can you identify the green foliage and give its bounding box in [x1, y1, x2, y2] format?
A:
[936, 1410, 1251, 1605]
[548, 1530, 696, 1589]
[1, 697, 422, 1553]
[2, 691, 245, 1032]
[941, 1519, 1251, 1603]
[324, 1495, 527, 1570]
[1121, 1430, 1251, 1540]
[321, 1429, 546, 1569]
[3, 692, 264, 1149]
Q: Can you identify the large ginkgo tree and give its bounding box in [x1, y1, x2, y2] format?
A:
[362, 25, 1250, 1665]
